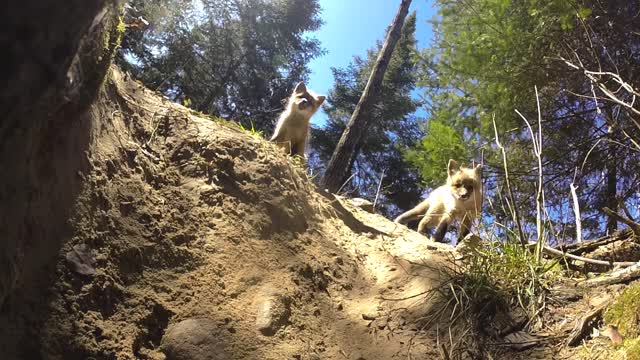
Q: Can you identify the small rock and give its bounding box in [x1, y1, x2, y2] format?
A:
[161, 318, 228, 360]
[65, 244, 96, 276]
[362, 313, 377, 321]
[254, 289, 291, 336]
[601, 325, 623, 344]
[349, 198, 374, 213]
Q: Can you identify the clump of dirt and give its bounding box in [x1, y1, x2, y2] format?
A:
[0, 67, 456, 360]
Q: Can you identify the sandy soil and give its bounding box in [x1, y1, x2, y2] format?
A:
[0, 68, 457, 360]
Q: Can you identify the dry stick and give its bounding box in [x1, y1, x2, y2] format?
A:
[335, 173, 356, 195]
[373, 169, 386, 212]
[570, 183, 583, 243]
[560, 55, 640, 150]
[539, 245, 636, 268]
[621, 127, 640, 151]
[145, 109, 170, 147]
[492, 115, 527, 247]
[559, 229, 633, 255]
[581, 261, 640, 287]
[561, 56, 640, 101]
[570, 168, 583, 243]
[515, 85, 545, 260]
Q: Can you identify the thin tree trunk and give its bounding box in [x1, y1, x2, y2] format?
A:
[321, 0, 412, 192]
[606, 124, 617, 234]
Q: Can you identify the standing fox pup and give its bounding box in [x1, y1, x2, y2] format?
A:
[394, 159, 483, 243]
[270, 82, 325, 157]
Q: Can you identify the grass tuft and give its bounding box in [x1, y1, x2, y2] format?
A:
[418, 237, 563, 358]
[238, 120, 265, 138]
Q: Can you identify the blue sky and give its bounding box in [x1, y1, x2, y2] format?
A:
[307, 0, 436, 127]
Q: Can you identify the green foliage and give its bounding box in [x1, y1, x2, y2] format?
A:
[467, 240, 557, 314]
[104, 13, 125, 60]
[404, 121, 468, 188]
[421, 0, 584, 139]
[117, 0, 323, 132]
[310, 13, 423, 214]
[604, 281, 640, 338]
[116, 15, 127, 34]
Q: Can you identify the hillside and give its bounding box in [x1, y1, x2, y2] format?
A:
[0, 64, 638, 360]
[0, 67, 460, 359]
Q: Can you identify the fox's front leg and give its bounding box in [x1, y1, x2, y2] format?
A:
[292, 131, 309, 159]
[417, 208, 445, 235]
[433, 221, 448, 243]
[430, 214, 452, 242]
[416, 213, 434, 234]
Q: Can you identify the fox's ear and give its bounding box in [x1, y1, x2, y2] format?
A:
[474, 163, 483, 176]
[448, 159, 460, 176]
[294, 82, 306, 94]
[316, 95, 325, 106]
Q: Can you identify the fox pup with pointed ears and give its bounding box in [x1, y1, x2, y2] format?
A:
[270, 82, 325, 158]
[395, 159, 483, 243]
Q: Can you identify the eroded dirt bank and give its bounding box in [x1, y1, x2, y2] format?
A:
[0, 68, 457, 360]
[1, 62, 638, 360]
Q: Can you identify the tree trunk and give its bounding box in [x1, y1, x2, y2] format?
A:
[0, 0, 120, 308]
[320, 0, 412, 192]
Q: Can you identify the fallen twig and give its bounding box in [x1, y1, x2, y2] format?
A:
[540, 245, 636, 268]
[557, 229, 634, 255]
[515, 85, 546, 260]
[145, 109, 169, 147]
[581, 261, 640, 287]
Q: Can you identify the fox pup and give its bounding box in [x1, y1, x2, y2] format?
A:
[394, 159, 483, 243]
[270, 82, 325, 158]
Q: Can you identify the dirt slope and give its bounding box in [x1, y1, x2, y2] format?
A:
[0, 67, 457, 360]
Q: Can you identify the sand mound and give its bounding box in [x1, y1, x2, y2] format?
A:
[0, 67, 454, 360]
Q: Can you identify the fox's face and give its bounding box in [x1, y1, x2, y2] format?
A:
[288, 82, 325, 118]
[447, 159, 482, 201]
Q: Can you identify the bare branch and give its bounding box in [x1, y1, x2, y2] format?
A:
[493, 114, 527, 247]
[372, 169, 385, 212]
[581, 261, 640, 287]
[558, 56, 640, 117]
[515, 85, 545, 259]
[602, 207, 640, 234]
[540, 245, 636, 268]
